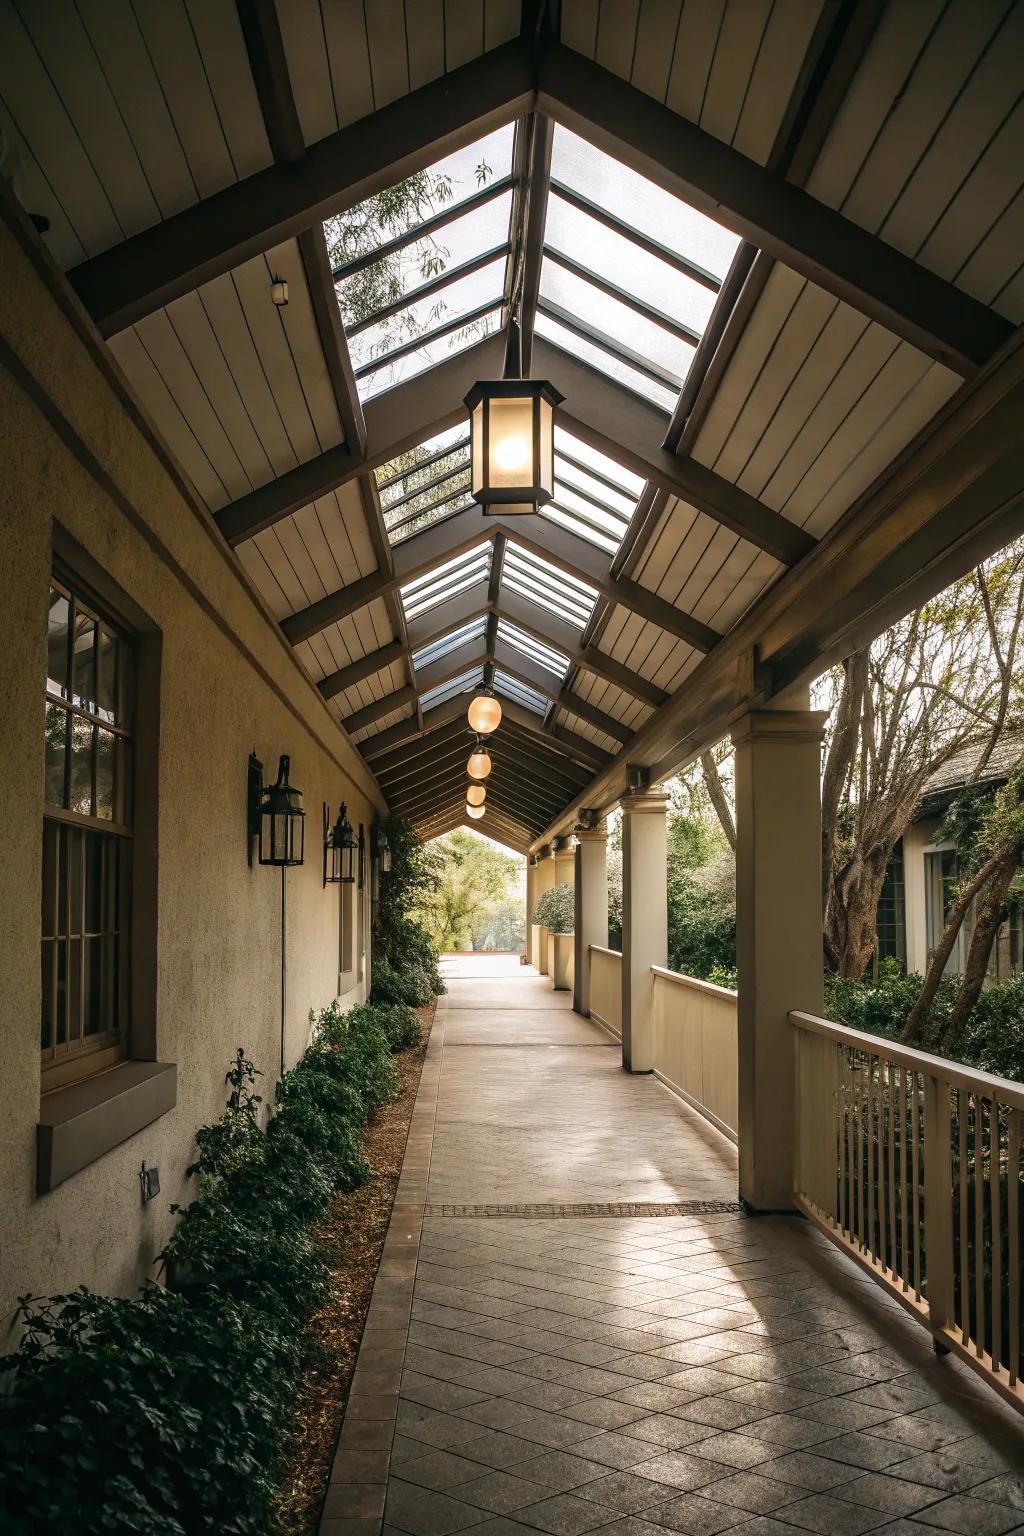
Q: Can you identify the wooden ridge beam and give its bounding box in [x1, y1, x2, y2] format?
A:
[535, 41, 1011, 376]
[69, 41, 535, 335]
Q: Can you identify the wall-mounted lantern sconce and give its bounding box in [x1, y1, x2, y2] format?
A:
[371, 821, 392, 876]
[323, 802, 356, 887]
[379, 828, 392, 874]
[248, 752, 305, 867]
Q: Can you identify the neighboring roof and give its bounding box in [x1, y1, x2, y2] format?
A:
[918, 733, 1024, 813]
[1, 1, 1020, 855]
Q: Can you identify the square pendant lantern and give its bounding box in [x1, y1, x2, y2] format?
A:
[465, 379, 564, 515]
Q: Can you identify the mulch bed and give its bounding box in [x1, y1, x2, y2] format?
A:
[276, 999, 435, 1536]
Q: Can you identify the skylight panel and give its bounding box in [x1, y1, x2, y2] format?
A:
[550, 128, 740, 282]
[352, 257, 505, 399]
[497, 621, 569, 679]
[539, 264, 691, 387]
[376, 427, 473, 544]
[542, 427, 640, 554]
[420, 666, 483, 712]
[412, 615, 487, 670]
[494, 670, 548, 715]
[400, 548, 490, 621]
[535, 312, 678, 414]
[501, 543, 597, 630]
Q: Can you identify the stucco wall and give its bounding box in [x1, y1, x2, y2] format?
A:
[0, 205, 387, 1330]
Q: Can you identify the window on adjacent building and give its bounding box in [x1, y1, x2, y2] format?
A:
[875, 844, 906, 970]
[42, 577, 134, 1089]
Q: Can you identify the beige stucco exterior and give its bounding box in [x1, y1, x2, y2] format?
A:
[0, 211, 386, 1330]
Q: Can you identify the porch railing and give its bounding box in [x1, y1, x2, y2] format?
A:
[588, 944, 621, 1037]
[652, 967, 738, 1141]
[792, 1011, 1024, 1415]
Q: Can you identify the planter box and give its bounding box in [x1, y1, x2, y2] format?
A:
[548, 931, 574, 991]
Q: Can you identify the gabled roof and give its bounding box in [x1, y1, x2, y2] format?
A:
[3, 0, 1022, 848]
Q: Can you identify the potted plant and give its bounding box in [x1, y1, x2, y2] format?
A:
[532, 883, 575, 991]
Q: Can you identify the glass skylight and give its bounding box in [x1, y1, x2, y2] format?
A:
[542, 427, 642, 554]
[419, 665, 483, 712]
[412, 614, 487, 671]
[501, 543, 598, 630]
[494, 669, 548, 715]
[326, 126, 516, 404]
[400, 547, 490, 622]
[537, 127, 741, 411]
[497, 620, 569, 679]
[377, 425, 473, 543]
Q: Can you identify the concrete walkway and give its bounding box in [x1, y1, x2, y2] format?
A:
[322, 957, 1024, 1536]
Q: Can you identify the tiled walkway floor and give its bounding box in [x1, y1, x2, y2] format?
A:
[323, 957, 1024, 1536]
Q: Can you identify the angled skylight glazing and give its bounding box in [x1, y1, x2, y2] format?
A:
[538, 128, 741, 412]
[327, 127, 516, 402]
[419, 665, 483, 712]
[412, 614, 487, 671]
[543, 427, 644, 554]
[399, 546, 490, 622]
[377, 425, 472, 543]
[501, 542, 598, 630]
[497, 620, 569, 679]
[493, 669, 548, 715]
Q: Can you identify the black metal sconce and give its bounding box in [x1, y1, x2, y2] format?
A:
[248, 752, 305, 867]
[323, 802, 357, 886]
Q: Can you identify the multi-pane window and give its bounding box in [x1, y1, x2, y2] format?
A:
[42, 578, 133, 1086]
[875, 844, 906, 970]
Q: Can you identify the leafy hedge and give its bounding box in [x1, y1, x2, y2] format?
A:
[371, 818, 445, 1005]
[0, 997, 422, 1535]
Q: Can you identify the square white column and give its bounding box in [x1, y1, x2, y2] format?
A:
[573, 822, 608, 1016]
[620, 787, 668, 1071]
[732, 707, 827, 1210]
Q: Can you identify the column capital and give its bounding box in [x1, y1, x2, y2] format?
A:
[574, 821, 607, 842]
[620, 787, 669, 816]
[731, 708, 829, 747]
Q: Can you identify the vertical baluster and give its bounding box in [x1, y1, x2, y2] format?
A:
[924, 1073, 953, 1340]
[1008, 1108, 1020, 1388]
[975, 1096, 986, 1359]
[900, 1066, 909, 1292]
[838, 1044, 848, 1235]
[867, 1053, 877, 1262]
[857, 1052, 866, 1249]
[846, 1048, 856, 1241]
[911, 1070, 922, 1301]
[990, 1099, 1002, 1373]
[958, 1087, 969, 1346]
[878, 1057, 888, 1272]
[887, 1060, 897, 1279]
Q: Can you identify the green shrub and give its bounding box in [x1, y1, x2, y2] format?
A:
[0, 990, 421, 1534]
[370, 953, 434, 1008]
[533, 882, 574, 934]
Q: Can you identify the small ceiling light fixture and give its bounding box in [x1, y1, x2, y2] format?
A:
[270, 274, 289, 307]
[467, 741, 492, 780]
[467, 687, 502, 735]
[323, 802, 356, 886]
[466, 783, 486, 806]
[464, 378, 563, 516]
[466, 802, 486, 820]
[249, 753, 305, 867]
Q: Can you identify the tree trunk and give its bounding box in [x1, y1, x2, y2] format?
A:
[938, 849, 1019, 1045]
[701, 751, 736, 851]
[900, 845, 1008, 1045]
[825, 849, 890, 979]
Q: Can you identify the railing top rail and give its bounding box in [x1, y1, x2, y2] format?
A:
[589, 944, 622, 959]
[790, 1010, 1024, 1110]
[652, 965, 737, 1001]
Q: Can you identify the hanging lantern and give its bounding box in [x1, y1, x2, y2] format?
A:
[253, 754, 304, 867]
[464, 379, 563, 515]
[323, 802, 356, 886]
[379, 828, 392, 874]
[467, 687, 502, 735]
[467, 742, 492, 780]
[466, 783, 486, 807]
[466, 802, 485, 820]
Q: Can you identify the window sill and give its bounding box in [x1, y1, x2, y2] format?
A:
[37, 1060, 177, 1194]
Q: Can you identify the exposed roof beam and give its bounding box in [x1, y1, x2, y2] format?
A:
[492, 643, 630, 743]
[535, 42, 1011, 377]
[69, 41, 535, 335]
[341, 684, 418, 736]
[389, 753, 567, 816]
[318, 639, 407, 701]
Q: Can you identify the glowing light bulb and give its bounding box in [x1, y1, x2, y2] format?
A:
[466, 802, 485, 820]
[494, 433, 528, 473]
[467, 748, 492, 781]
[467, 692, 502, 734]
[466, 783, 486, 806]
